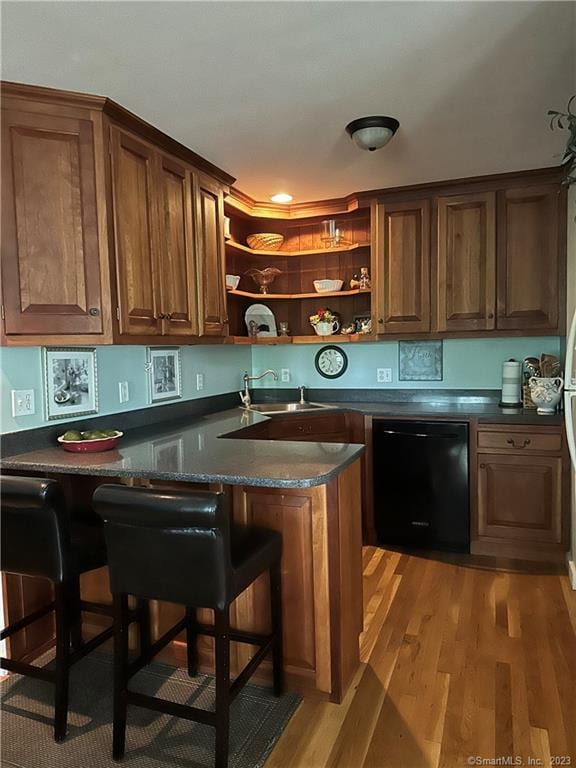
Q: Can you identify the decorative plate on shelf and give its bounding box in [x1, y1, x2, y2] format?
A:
[244, 304, 278, 337]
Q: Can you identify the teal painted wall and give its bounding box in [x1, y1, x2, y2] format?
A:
[0, 337, 563, 433]
[250, 337, 563, 390]
[0, 345, 251, 433]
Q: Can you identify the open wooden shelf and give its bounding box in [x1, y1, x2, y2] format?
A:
[225, 240, 370, 258]
[227, 288, 371, 300]
[225, 333, 376, 345]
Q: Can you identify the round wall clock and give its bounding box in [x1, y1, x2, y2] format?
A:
[314, 345, 348, 379]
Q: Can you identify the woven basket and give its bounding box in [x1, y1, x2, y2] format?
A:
[247, 233, 284, 251]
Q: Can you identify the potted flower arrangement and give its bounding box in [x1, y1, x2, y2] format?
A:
[309, 308, 340, 336]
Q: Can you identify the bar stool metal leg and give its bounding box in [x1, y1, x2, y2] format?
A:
[185, 608, 198, 677]
[113, 594, 129, 761]
[270, 563, 284, 697]
[136, 598, 151, 655]
[54, 584, 71, 742]
[214, 607, 231, 768]
[69, 577, 83, 652]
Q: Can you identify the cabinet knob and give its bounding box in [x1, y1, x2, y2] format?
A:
[88, 307, 100, 316]
[488, 312, 494, 319]
[480, 463, 486, 469]
[378, 318, 384, 325]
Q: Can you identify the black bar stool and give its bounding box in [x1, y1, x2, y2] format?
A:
[0, 475, 148, 741]
[93, 484, 283, 768]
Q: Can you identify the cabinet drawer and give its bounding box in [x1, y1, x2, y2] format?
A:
[477, 430, 561, 453]
[267, 413, 347, 441]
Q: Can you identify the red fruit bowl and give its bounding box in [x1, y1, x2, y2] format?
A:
[58, 431, 124, 453]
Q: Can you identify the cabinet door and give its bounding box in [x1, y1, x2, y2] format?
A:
[1, 109, 104, 335]
[477, 453, 562, 544]
[497, 185, 562, 331]
[194, 173, 228, 336]
[436, 192, 496, 331]
[157, 153, 199, 336]
[110, 127, 162, 336]
[376, 200, 430, 334]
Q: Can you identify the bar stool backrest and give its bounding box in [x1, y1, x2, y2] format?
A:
[1, 476, 71, 583]
[93, 485, 232, 608]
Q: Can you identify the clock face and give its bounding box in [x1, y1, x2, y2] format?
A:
[315, 345, 348, 379]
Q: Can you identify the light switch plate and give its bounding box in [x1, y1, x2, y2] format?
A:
[11, 389, 35, 417]
[118, 381, 129, 403]
[281, 368, 290, 383]
[196, 373, 205, 391]
[377, 368, 392, 384]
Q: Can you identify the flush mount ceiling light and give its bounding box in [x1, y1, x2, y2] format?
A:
[345, 116, 400, 151]
[270, 192, 293, 204]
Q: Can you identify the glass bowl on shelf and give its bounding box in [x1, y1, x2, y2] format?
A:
[245, 267, 282, 294]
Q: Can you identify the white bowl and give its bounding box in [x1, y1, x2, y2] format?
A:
[313, 279, 344, 293]
[226, 274, 240, 291]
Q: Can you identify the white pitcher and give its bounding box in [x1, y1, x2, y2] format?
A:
[313, 319, 340, 336]
[528, 376, 563, 414]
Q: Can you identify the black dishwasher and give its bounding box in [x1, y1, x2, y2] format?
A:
[373, 420, 469, 552]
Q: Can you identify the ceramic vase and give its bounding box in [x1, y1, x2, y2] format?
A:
[528, 376, 563, 414]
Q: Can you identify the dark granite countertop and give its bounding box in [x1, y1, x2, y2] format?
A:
[252, 388, 565, 426]
[330, 401, 564, 425]
[0, 409, 365, 489]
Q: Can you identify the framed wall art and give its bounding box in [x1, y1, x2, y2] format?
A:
[147, 347, 182, 403]
[43, 347, 98, 420]
[398, 340, 443, 381]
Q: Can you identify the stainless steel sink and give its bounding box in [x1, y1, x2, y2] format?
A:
[241, 402, 329, 414]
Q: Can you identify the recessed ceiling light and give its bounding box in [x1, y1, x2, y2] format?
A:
[270, 193, 293, 204]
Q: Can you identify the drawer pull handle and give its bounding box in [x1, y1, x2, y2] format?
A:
[506, 438, 531, 448]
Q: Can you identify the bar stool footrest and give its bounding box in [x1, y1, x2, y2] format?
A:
[127, 690, 217, 727]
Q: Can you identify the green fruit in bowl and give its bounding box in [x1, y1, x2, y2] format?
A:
[102, 429, 119, 437]
[81, 430, 107, 440]
[61, 430, 82, 442]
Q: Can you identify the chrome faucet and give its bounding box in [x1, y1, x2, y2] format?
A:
[240, 369, 278, 408]
[299, 385, 306, 404]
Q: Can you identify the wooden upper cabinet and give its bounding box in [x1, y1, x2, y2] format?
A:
[436, 192, 496, 332]
[110, 126, 163, 337]
[195, 173, 228, 336]
[1, 108, 106, 337]
[156, 153, 199, 336]
[375, 200, 430, 334]
[496, 185, 562, 331]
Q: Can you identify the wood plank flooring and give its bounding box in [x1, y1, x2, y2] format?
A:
[267, 547, 576, 768]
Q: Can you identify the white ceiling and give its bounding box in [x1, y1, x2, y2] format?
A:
[2, 1, 575, 202]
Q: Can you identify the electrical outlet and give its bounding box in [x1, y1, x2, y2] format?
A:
[196, 373, 205, 391]
[377, 368, 392, 384]
[118, 381, 130, 403]
[11, 389, 35, 417]
[281, 368, 290, 383]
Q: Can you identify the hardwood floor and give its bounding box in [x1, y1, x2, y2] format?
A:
[267, 546, 576, 768]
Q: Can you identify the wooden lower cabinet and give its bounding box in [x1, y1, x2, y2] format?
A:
[472, 425, 567, 562]
[58, 462, 363, 703]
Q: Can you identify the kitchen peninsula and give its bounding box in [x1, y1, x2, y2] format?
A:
[0, 408, 365, 703]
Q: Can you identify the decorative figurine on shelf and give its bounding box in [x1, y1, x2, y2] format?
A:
[279, 321, 290, 337]
[340, 321, 357, 335]
[309, 308, 340, 336]
[355, 316, 373, 334]
[359, 267, 371, 290]
[245, 267, 282, 294]
[349, 273, 361, 290]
